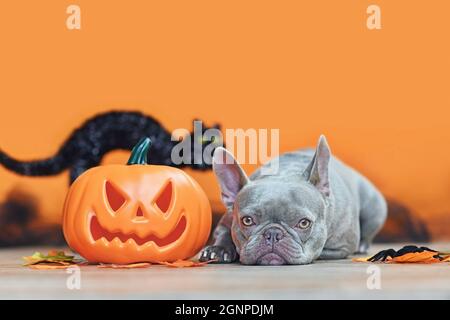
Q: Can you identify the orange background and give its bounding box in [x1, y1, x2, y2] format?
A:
[0, 1, 449, 238]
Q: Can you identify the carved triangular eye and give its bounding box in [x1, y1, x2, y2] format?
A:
[105, 181, 126, 211]
[154, 180, 173, 213]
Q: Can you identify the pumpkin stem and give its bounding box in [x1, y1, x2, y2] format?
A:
[127, 137, 152, 165]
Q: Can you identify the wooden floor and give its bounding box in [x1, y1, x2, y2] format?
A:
[0, 243, 449, 299]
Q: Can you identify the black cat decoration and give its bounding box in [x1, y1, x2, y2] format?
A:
[0, 111, 221, 183]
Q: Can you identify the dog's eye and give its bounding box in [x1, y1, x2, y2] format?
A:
[241, 216, 254, 226]
[297, 218, 311, 229]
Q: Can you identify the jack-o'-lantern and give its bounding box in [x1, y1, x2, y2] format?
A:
[62, 137, 212, 264]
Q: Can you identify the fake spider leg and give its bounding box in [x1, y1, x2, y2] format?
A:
[368, 248, 397, 262]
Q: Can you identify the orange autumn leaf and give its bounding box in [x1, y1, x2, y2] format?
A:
[352, 257, 371, 262]
[441, 255, 450, 262]
[390, 251, 440, 263]
[97, 262, 151, 269]
[158, 259, 216, 268]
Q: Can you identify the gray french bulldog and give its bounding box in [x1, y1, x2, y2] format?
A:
[199, 135, 387, 265]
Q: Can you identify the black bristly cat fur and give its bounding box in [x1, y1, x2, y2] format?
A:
[0, 111, 220, 183]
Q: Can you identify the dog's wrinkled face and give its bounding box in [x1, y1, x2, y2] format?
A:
[212, 136, 331, 265]
[231, 180, 328, 265]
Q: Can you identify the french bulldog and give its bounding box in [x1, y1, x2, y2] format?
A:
[199, 135, 387, 265]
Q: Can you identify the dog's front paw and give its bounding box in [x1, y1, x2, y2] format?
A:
[199, 245, 237, 263]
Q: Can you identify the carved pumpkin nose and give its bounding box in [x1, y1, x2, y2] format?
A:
[136, 206, 144, 217]
[132, 204, 151, 222]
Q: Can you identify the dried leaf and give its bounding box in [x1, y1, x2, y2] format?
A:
[352, 257, 371, 262]
[390, 251, 440, 263]
[28, 264, 73, 270]
[97, 262, 151, 269]
[23, 250, 76, 266]
[158, 259, 216, 268]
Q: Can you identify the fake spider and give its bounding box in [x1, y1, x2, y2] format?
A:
[368, 245, 440, 262]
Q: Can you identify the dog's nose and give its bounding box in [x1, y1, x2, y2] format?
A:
[264, 227, 284, 245]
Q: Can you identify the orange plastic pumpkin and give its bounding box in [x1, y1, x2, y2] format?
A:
[62, 137, 211, 264]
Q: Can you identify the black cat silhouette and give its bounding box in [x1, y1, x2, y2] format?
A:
[0, 111, 221, 183]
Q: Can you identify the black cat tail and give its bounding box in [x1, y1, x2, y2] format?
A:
[0, 148, 71, 177]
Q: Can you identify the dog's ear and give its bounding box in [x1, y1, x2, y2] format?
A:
[213, 147, 249, 209]
[303, 135, 331, 197]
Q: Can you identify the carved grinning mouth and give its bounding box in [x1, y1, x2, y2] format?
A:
[90, 214, 187, 247]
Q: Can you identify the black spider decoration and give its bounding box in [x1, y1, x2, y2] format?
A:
[368, 245, 440, 262]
